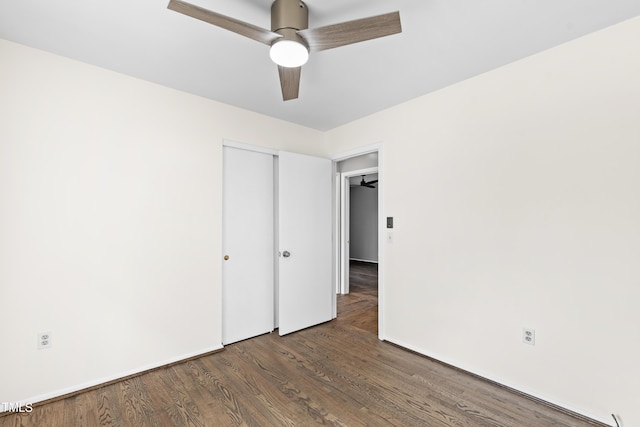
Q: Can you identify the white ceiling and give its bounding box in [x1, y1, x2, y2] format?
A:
[1, 1, 639, 131]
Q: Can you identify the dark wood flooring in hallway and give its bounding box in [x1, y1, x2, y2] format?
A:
[338, 260, 379, 335]
[1, 261, 605, 426]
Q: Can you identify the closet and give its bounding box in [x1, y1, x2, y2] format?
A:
[222, 145, 333, 344]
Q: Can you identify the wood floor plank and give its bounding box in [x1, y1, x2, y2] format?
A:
[219, 341, 342, 425]
[236, 333, 370, 426]
[204, 346, 300, 426]
[195, 355, 268, 426]
[13, 399, 65, 427]
[155, 365, 209, 427]
[0, 260, 607, 426]
[286, 326, 471, 426]
[173, 361, 228, 425]
[138, 368, 198, 426]
[117, 376, 158, 427]
[63, 392, 99, 426]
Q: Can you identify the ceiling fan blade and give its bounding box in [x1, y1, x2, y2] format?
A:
[278, 66, 301, 101]
[298, 11, 401, 52]
[167, 0, 282, 46]
[367, 180, 379, 185]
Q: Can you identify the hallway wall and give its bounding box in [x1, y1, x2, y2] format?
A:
[349, 186, 378, 262]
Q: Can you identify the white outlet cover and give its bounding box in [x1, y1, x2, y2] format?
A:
[38, 331, 52, 349]
[522, 328, 535, 346]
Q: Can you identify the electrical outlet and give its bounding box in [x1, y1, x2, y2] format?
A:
[38, 332, 52, 349]
[522, 328, 535, 346]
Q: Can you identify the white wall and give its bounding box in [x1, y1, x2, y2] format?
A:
[325, 16, 640, 426]
[0, 38, 323, 405]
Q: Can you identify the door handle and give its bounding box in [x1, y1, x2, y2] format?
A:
[282, 251, 291, 258]
[224, 255, 229, 261]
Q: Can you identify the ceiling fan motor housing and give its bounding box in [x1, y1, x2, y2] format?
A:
[271, 0, 309, 50]
[271, 0, 308, 32]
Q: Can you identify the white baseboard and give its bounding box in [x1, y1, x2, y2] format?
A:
[382, 336, 613, 426]
[4, 344, 223, 411]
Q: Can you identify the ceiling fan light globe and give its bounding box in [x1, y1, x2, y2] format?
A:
[270, 40, 309, 68]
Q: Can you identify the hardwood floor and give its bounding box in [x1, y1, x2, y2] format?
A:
[2, 261, 605, 426]
[338, 261, 378, 335]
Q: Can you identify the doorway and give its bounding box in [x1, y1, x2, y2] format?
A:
[333, 145, 384, 338]
[339, 167, 378, 294]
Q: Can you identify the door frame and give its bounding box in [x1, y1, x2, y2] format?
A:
[339, 166, 378, 295]
[332, 143, 385, 340]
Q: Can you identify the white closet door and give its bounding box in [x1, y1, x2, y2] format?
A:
[278, 151, 333, 336]
[222, 147, 274, 345]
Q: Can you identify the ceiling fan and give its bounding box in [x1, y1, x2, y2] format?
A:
[358, 175, 378, 189]
[167, 0, 402, 101]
